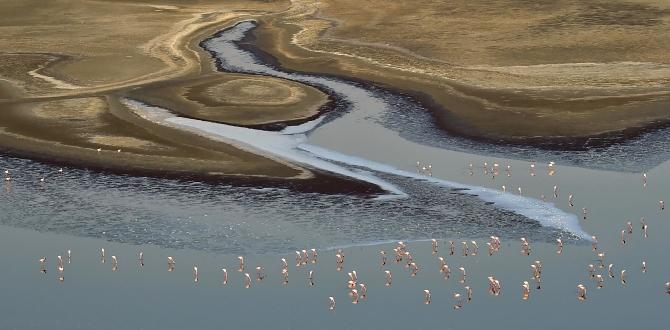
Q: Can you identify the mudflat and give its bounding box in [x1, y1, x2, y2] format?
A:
[250, 0, 670, 147]
[0, 0, 357, 187]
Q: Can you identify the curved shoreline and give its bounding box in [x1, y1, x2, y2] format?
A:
[248, 10, 670, 152]
[186, 21, 589, 239]
[0, 4, 386, 194]
[0, 143, 382, 196]
[220, 21, 670, 152]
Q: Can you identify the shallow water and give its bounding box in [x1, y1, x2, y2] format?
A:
[0, 20, 669, 329]
[0, 153, 563, 255]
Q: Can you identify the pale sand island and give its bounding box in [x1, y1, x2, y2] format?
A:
[1, 0, 669, 185]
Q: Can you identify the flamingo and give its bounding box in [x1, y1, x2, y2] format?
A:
[350, 289, 359, 304]
[409, 262, 419, 277]
[167, 256, 175, 272]
[57, 256, 64, 275]
[520, 238, 530, 256]
[308, 270, 314, 286]
[530, 162, 536, 175]
[138, 251, 144, 267]
[392, 248, 400, 263]
[588, 264, 595, 278]
[453, 292, 464, 309]
[621, 270, 627, 284]
[39, 257, 47, 273]
[244, 273, 252, 288]
[380, 250, 386, 266]
[329, 297, 336, 310]
[100, 248, 106, 263]
[431, 239, 438, 254]
[111, 256, 118, 272]
[534, 260, 542, 275]
[522, 281, 530, 300]
[471, 241, 478, 256]
[281, 268, 288, 284]
[238, 256, 244, 272]
[359, 283, 367, 299]
[492, 236, 501, 251]
[295, 251, 302, 267]
[597, 252, 606, 268]
[301, 250, 309, 265]
[577, 284, 587, 301]
[488, 276, 501, 296]
[423, 290, 431, 304]
[531, 264, 540, 280]
[556, 238, 563, 254]
[608, 264, 615, 278]
[385, 270, 392, 286]
[404, 252, 413, 268]
[459, 267, 466, 284]
[438, 256, 446, 269]
[441, 264, 451, 280]
[193, 266, 198, 283]
[335, 253, 344, 270]
[256, 266, 265, 281]
[222, 268, 228, 285]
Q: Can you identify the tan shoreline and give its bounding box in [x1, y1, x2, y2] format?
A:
[249, 0, 670, 142]
[0, 0, 351, 185]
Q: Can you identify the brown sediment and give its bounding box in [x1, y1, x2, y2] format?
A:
[125, 73, 330, 129]
[0, 0, 388, 194]
[245, 0, 670, 149]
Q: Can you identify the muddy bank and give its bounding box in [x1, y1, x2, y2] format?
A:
[246, 7, 670, 151]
